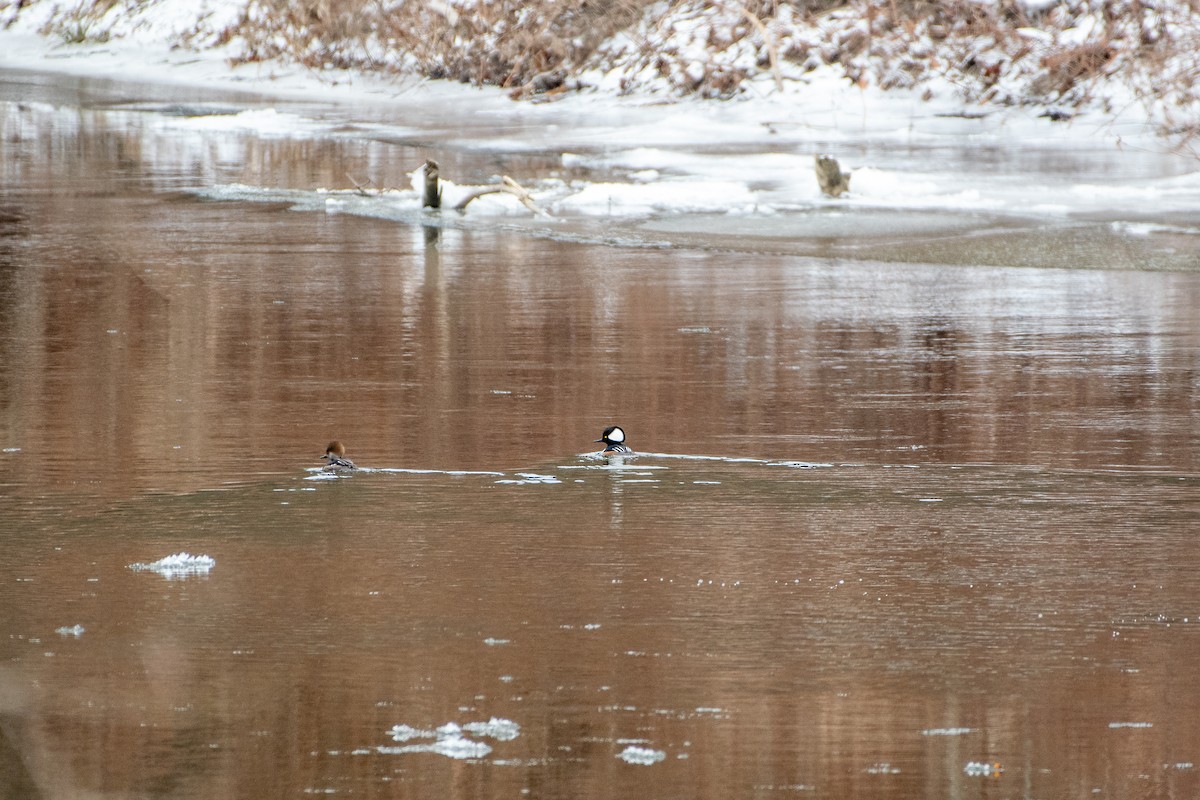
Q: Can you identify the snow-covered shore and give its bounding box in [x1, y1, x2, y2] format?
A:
[2, 0, 1198, 269]
[2, 0, 1197, 142]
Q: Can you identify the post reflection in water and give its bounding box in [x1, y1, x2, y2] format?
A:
[1, 81, 1199, 800]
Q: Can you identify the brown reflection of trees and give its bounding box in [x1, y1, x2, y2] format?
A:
[3, 100, 1199, 500]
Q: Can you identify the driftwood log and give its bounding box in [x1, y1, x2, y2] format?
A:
[454, 176, 549, 216]
[348, 164, 547, 216]
[815, 155, 851, 197]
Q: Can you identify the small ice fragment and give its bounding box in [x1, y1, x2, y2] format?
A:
[483, 638, 510, 646]
[766, 460, 834, 469]
[56, 625, 85, 637]
[463, 718, 520, 741]
[128, 553, 215, 579]
[388, 724, 433, 742]
[1108, 721, 1153, 729]
[377, 737, 492, 759]
[963, 761, 1004, 776]
[429, 728, 492, 759]
[866, 762, 900, 774]
[921, 727, 973, 736]
[617, 746, 666, 765]
[2, 447, 20, 453]
[383, 719, 515, 760]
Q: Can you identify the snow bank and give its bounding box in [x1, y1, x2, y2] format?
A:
[3, 0, 1198, 141]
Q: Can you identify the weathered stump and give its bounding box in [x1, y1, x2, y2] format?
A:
[423, 159, 442, 209]
[815, 154, 851, 198]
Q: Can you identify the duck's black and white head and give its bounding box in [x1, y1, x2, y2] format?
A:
[595, 425, 633, 455]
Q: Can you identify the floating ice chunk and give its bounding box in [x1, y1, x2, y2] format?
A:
[463, 718, 521, 742]
[381, 718, 519, 760]
[617, 745, 666, 765]
[55, 624, 85, 637]
[963, 761, 1004, 776]
[922, 727, 973, 736]
[1108, 721, 1153, 729]
[129, 553, 215, 579]
[378, 734, 492, 760]
[388, 724, 434, 742]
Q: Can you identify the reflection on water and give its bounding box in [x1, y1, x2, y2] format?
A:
[1, 71, 1200, 800]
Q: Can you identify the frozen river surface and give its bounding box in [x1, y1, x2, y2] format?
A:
[1, 69, 1199, 799]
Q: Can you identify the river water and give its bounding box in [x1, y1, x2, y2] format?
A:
[1, 68, 1198, 800]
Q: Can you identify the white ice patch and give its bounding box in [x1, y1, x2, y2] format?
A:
[553, 179, 756, 217]
[463, 718, 521, 741]
[154, 108, 332, 137]
[55, 625, 86, 637]
[380, 719, 520, 760]
[617, 745, 667, 765]
[922, 727, 973, 736]
[1111, 221, 1200, 236]
[129, 552, 215, 579]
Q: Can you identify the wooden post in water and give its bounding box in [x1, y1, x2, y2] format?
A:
[423, 159, 441, 209]
[815, 154, 851, 197]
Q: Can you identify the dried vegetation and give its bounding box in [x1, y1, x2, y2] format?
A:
[6, 0, 1200, 139]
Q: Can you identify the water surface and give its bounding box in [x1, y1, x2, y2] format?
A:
[1, 69, 1199, 800]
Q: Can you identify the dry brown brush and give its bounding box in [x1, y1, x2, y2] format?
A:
[6, 0, 1200, 140]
